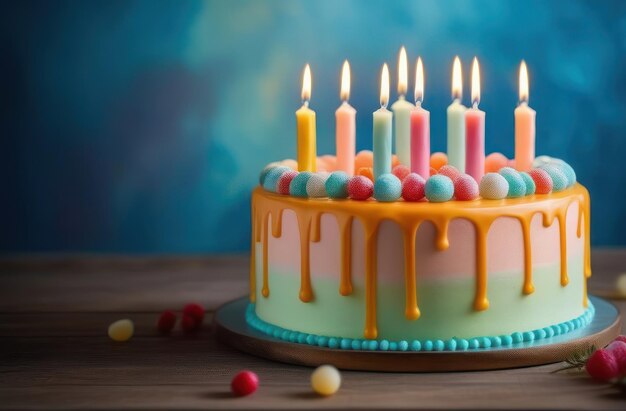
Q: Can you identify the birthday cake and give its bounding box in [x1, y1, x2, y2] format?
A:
[246, 56, 592, 352]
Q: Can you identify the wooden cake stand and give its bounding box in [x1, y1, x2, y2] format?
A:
[214, 296, 621, 372]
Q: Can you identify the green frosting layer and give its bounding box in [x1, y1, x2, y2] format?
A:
[246, 302, 595, 351]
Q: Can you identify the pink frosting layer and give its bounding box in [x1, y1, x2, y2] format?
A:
[266, 201, 583, 282]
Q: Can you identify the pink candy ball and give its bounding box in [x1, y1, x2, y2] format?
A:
[347, 175, 374, 201]
[401, 173, 426, 202]
[392, 165, 411, 182]
[528, 168, 553, 194]
[454, 174, 479, 201]
[438, 165, 461, 182]
[277, 171, 298, 195]
[485, 152, 508, 173]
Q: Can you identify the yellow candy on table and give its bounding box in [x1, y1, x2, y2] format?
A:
[108, 319, 134, 342]
[616, 273, 626, 297]
[310, 365, 341, 396]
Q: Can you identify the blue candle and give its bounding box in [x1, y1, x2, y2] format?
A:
[373, 63, 392, 180]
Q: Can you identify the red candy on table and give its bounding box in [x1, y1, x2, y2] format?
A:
[277, 170, 298, 195]
[401, 173, 426, 202]
[347, 175, 374, 201]
[157, 310, 177, 334]
[586, 348, 620, 381]
[183, 303, 205, 323]
[528, 168, 553, 194]
[231, 370, 259, 396]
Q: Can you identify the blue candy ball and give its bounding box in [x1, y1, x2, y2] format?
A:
[259, 162, 281, 185]
[262, 166, 290, 192]
[539, 164, 568, 192]
[289, 172, 313, 197]
[425, 175, 454, 202]
[325, 171, 350, 199]
[374, 173, 402, 202]
[552, 160, 577, 187]
[519, 172, 536, 195]
[499, 168, 526, 198]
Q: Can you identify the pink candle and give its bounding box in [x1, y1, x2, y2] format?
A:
[336, 61, 356, 175]
[410, 57, 430, 179]
[514, 61, 536, 171]
[465, 58, 485, 183]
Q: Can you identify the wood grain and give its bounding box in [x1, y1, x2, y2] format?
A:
[0, 251, 625, 410]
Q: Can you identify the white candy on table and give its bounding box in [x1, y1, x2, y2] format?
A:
[310, 364, 341, 396]
[108, 319, 134, 342]
[616, 273, 626, 297]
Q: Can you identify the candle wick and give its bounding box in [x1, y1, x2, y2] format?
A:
[415, 100, 422, 108]
[303, 100, 310, 108]
[472, 101, 479, 109]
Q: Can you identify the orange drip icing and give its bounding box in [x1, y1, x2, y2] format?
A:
[249, 203, 256, 302]
[250, 184, 591, 339]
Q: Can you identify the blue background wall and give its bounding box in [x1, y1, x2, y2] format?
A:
[1, 0, 625, 253]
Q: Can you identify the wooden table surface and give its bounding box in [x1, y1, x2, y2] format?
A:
[1, 250, 625, 410]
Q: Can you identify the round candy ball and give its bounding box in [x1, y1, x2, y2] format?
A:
[354, 150, 374, 171]
[280, 159, 298, 170]
[392, 154, 401, 168]
[392, 164, 411, 182]
[325, 171, 350, 199]
[277, 170, 298, 195]
[479, 173, 509, 200]
[374, 173, 402, 202]
[401, 173, 426, 202]
[262, 166, 290, 192]
[438, 164, 461, 182]
[347, 175, 374, 201]
[499, 167, 526, 198]
[108, 319, 134, 342]
[533, 155, 553, 168]
[306, 172, 330, 198]
[519, 171, 536, 195]
[553, 160, 577, 187]
[430, 152, 448, 171]
[485, 152, 508, 173]
[183, 302, 205, 323]
[539, 164, 568, 192]
[157, 310, 177, 334]
[429, 167, 437, 176]
[231, 370, 259, 397]
[289, 172, 313, 197]
[320, 155, 337, 172]
[357, 167, 375, 182]
[311, 365, 341, 396]
[454, 174, 479, 201]
[258, 162, 280, 185]
[425, 175, 454, 202]
[528, 168, 553, 194]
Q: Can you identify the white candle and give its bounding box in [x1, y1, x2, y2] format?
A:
[447, 56, 467, 172]
[391, 46, 414, 168]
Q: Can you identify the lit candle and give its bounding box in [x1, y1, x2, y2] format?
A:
[391, 46, 414, 168]
[465, 57, 485, 182]
[335, 60, 356, 176]
[373, 63, 392, 180]
[410, 57, 430, 179]
[514, 60, 536, 171]
[447, 56, 467, 172]
[296, 64, 316, 172]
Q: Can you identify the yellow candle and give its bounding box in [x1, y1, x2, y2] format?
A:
[296, 64, 316, 172]
[514, 61, 536, 172]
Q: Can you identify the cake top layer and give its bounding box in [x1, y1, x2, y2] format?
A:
[259, 152, 576, 203]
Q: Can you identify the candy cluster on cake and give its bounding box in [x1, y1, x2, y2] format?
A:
[259, 152, 576, 203]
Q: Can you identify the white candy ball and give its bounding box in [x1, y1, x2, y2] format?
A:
[306, 172, 330, 198]
[108, 319, 134, 342]
[311, 365, 341, 396]
[479, 173, 509, 200]
[616, 273, 626, 297]
[532, 155, 553, 168]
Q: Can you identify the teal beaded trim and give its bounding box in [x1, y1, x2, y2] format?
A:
[245, 302, 595, 352]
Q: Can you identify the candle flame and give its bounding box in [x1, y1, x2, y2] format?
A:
[340, 60, 350, 101]
[471, 57, 480, 107]
[302, 64, 311, 103]
[398, 46, 408, 96]
[519, 60, 529, 104]
[380, 63, 390, 108]
[452, 56, 462, 101]
[414, 57, 424, 104]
